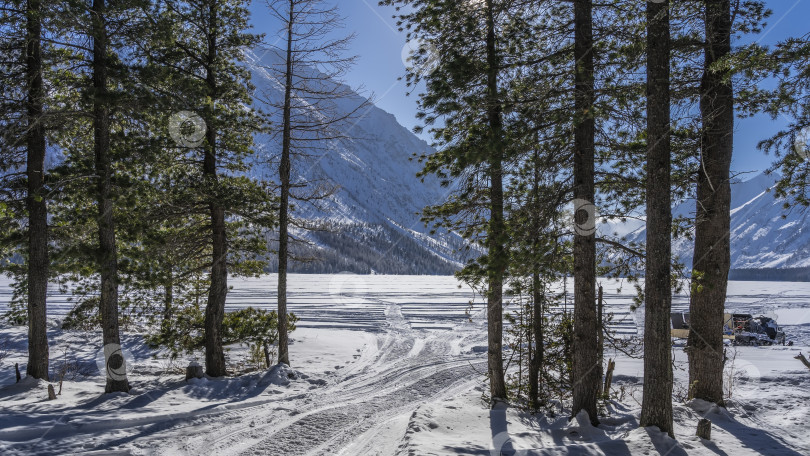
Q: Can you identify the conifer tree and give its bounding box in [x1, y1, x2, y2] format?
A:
[137, 0, 265, 376]
[25, 0, 149, 393]
[382, 0, 545, 405]
[89, 0, 131, 393]
[0, 0, 51, 380]
[570, 0, 599, 424]
[742, 34, 810, 206]
[640, 0, 673, 436]
[687, 0, 734, 406]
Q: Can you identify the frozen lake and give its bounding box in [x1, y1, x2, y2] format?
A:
[2, 274, 809, 343]
[1, 274, 809, 455]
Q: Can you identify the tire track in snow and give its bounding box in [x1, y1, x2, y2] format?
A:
[242, 364, 482, 456]
[165, 300, 486, 456]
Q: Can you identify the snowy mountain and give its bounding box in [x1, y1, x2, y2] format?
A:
[244, 49, 467, 274]
[246, 44, 809, 276]
[724, 172, 810, 270]
[624, 171, 810, 274]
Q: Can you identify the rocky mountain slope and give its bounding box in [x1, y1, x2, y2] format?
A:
[624, 171, 810, 275]
[245, 49, 467, 274]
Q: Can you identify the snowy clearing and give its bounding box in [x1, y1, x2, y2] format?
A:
[1, 274, 809, 455]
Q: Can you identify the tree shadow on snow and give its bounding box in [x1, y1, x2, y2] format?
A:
[643, 427, 690, 456]
[489, 405, 518, 455]
[709, 415, 807, 456]
[434, 406, 528, 455]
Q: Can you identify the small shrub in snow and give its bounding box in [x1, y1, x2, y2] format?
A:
[146, 305, 298, 371]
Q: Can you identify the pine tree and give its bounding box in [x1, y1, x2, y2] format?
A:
[687, 0, 734, 406]
[0, 0, 51, 380]
[739, 32, 810, 206]
[87, 0, 130, 393]
[24, 0, 49, 381]
[481, 0, 508, 405]
[384, 0, 651, 411]
[138, 0, 264, 377]
[570, 0, 599, 425]
[640, 0, 673, 437]
[504, 148, 570, 411]
[381, 0, 545, 405]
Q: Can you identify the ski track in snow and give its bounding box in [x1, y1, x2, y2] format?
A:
[161, 299, 486, 456]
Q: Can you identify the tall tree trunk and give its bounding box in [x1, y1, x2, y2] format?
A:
[529, 271, 543, 410]
[25, 0, 49, 381]
[640, 0, 674, 437]
[163, 262, 173, 324]
[91, 0, 129, 393]
[484, 0, 506, 405]
[528, 150, 543, 410]
[276, 0, 294, 367]
[687, 0, 733, 406]
[597, 285, 603, 395]
[571, 0, 599, 425]
[203, 0, 228, 377]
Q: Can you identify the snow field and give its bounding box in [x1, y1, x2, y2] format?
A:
[0, 274, 808, 455]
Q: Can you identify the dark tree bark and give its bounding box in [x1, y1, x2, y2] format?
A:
[484, 0, 507, 404]
[640, 0, 674, 437]
[91, 0, 129, 393]
[25, 0, 49, 381]
[529, 149, 545, 411]
[696, 418, 712, 440]
[203, 0, 228, 378]
[571, 0, 599, 426]
[263, 342, 272, 368]
[597, 285, 603, 396]
[276, 0, 295, 367]
[687, 0, 733, 406]
[163, 263, 173, 324]
[529, 272, 544, 410]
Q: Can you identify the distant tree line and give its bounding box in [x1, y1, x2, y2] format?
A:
[729, 267, 810, 282]
[263, 222, 462, 275]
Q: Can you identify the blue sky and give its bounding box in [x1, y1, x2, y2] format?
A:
[248, 0, 810, 179]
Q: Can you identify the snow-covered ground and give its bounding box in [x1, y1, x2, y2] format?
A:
[0, 274, 808, 455]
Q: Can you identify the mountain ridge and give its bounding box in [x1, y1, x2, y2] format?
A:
[624, 170, 810, 273]
[245, 48, 467, 274]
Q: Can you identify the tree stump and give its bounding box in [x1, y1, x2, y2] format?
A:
[696, 418, 711, 440]
[47, 384, 57, 400]
[602, 359, 615, 398]
[794, 353, 810, 371]
[15, 363, 21, 383]
[186, 362, 204, 381]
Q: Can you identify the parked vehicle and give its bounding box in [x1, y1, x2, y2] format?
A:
[729, 314, 786, 346]
[670, 312, 786, 346]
